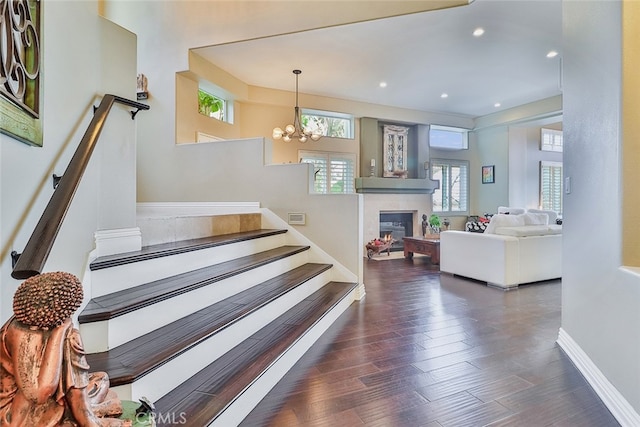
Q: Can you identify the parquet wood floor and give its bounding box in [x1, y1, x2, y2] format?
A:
[242, 257, 620, 427]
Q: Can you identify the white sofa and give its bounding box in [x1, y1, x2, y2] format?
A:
[440, 211, 562, 289]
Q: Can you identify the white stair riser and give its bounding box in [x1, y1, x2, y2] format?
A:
[90, 234, 287, 297]
[211, 286, 357, 426]
[81, 251, 310, 352]
[110, 271, 333, 403]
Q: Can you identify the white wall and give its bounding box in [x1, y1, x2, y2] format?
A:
[561, 0, 640, 419]
[0, 2, 138, 323]
[508, 124, 563, 210]
[473, 127, 509, 214]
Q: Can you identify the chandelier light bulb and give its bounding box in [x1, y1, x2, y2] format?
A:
[272, 69, 323, 143]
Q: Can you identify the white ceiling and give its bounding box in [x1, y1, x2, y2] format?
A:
[193, 0, 562, 119]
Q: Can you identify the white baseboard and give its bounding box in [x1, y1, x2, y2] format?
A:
[557, 327, 640, 427]
[94, 228, 142, 257]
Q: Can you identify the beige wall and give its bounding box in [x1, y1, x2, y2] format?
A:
[176, 73, 243, 142]
[622, 0, 640, 266]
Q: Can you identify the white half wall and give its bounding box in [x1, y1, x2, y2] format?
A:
[134, 137, 363, 284]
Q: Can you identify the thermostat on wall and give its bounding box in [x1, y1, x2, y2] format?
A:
[288, 213, 306, 225]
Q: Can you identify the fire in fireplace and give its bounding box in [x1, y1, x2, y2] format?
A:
[379, 212, 413, 252]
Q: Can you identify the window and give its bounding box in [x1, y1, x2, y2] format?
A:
[429, 125, 469, 150]
[198, 89, 227, 122]
[540, 161, 563, 214]
[431, 159, 469, 214]
[299, 151, 356, 194]
[301, 109, 354, 139]
[541, 128, 563, 152]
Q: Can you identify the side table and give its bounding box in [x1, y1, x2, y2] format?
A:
[402, 236, 440, 264]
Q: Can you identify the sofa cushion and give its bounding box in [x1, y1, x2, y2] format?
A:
[494, 225, 561, 237]
[485, 213, 525, 234]
[497, 206, 526, 215]
[527, 208, 558, 224]
[522, 212, 549, 225]
[548, 224, 563, 234]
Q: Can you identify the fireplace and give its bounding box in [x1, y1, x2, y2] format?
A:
[379, 212, 413, 252]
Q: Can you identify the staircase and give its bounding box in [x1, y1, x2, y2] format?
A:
[78, 210, 360, 426]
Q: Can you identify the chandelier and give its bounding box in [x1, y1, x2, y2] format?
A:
[272, 69, 322, 143]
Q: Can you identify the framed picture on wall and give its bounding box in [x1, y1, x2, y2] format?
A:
[0, 0, 43, 146]
[482, 165, 495, 184]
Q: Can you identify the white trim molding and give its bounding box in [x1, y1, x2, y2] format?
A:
[557, 328, 640, 426]
[94, 228, 142, 257]
[136, 202, 260, 218]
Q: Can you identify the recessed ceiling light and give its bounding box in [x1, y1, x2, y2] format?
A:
[379, 82, 387, 88]
[473, 28, 485, 37]
[441, 93, 448, 99]
[494, 102, 501, 108]
[546, 50, 559, 58]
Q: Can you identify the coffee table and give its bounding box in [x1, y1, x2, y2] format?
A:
[403, 236, 440, 264]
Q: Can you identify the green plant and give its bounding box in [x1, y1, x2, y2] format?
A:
[429, 214, 441, 228]
[198, 89, 224, 120]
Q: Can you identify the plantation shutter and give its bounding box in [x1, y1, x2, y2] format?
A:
[300, 151, 355, 194]
[329, 155, 355, 194]
[541, 128, 563, 152]
[540, 161, 563, 214]
[431, 160, 469, 214]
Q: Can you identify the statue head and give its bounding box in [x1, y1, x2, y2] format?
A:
[13, 271, 83, 329]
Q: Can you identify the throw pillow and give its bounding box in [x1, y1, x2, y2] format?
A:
[484, 213, 526, 234]
[522, 212, 549, 225]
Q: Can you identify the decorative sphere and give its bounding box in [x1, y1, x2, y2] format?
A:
[285, 124, 295, 134]
[282, 135, 292, 142]
[299, 135, 308, 143]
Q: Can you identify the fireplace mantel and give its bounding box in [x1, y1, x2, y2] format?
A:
[355, 177, 439, 194]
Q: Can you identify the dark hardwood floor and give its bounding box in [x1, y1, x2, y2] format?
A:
[241, 256, 620, 427]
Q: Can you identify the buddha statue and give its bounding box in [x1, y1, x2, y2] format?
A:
[0, 271, 131, 426]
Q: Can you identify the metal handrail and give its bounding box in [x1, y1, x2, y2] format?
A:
[11, 94, 149, 279]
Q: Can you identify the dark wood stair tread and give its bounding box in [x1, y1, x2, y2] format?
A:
[153, 281, 357, 427]
[85, 263, 334, 386]
[89, 229, 288, 271]
[79, 245, 309, 323]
